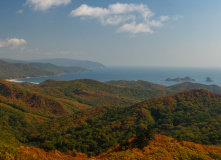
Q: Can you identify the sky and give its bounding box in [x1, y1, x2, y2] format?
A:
[1, 0, 221, 67]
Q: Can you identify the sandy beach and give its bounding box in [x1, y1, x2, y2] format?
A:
[5, 79, 39, 84]
[5, 79, 23, 83]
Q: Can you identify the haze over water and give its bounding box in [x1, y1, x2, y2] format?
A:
[18, 67, 221, 86]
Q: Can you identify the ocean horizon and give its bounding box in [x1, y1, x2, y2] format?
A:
[17, 66, 221, 86]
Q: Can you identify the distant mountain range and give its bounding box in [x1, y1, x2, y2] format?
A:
[3, 58, 105, 69]
[0, 59, 89, 79]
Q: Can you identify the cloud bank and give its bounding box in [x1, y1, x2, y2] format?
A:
[0, 38, 27, 48]
[70, 3, 174, 34]
[26, 0, 71, 11]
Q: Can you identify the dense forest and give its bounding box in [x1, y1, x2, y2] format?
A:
[0, 79, 221, 159]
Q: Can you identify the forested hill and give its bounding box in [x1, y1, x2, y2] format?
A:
[134, 89, 221, 145]
[30, 79, 176, 107]
[0, 79, 71, 117]
[166, 81, 221, 93]
[1, 79, 221, 159]
[0, 59, 88, 79]
[106, 80, 221, 94]
[107, 80, 165, 90]
[25, 89, 221, 156]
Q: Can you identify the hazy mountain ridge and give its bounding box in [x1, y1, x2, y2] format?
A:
[2, 58, 105, 69]
[0, 59, 89, 79]
[3, 58, 105, 68]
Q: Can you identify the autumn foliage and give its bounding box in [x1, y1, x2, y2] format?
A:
[0, 79, 221, 159]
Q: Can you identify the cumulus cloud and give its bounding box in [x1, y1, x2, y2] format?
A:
[26, 0, 71, 11]
[0, 38, 27, 48]
[70, 3, 176, 34]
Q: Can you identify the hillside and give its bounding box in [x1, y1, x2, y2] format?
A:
[30, 79, 176, 107]
[106, 80, 165, 90]
[0, 80, 221, 159]
[0, 60, 54, 79]
[107, 80, 221, 94]
[167, 82, 221, 93]
[99, 135, 221, 160]
[30, 58, 105, 69]
[2, 135, 221, 160]
[0, 59, 88, 79]
[135, 89, 221, 145]
[25, 89, 221, 156]
[0, 79, 71, 118]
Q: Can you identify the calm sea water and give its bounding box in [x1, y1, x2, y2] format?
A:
[18, 67, 221, 86]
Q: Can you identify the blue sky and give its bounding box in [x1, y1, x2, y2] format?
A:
[0, 0, 221, 67]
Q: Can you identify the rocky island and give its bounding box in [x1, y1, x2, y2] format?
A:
[165, 76, 195, 82]
[206, 77, 214, 82]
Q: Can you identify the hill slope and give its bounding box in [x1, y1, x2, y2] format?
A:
[135, 89, 221, 145]
[26, 89, 221, 155]
[0, 59, 88, 79]
[106, 80, 165, 90]
[0, 79, 71, 117]
[2, 135, 221, 160]
[107, 80, 221, 94]
[30, 79, 176, 107]
[100, 135, 221, 160]
[167, 82, 221, 93]
[0, 60, 54, 79]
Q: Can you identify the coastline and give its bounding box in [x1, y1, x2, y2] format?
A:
[3, 70, 90, 84]
[5, 78, 39, 84]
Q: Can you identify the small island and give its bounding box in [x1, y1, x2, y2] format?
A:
[206, 77, 214, 82]
[165, 76, 195, 82]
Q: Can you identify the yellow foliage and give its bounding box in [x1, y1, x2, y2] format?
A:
[1, 135, 221, 160]
[97, 135, 221, 160]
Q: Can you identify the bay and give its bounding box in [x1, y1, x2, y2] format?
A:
[18, 66, 221, 86]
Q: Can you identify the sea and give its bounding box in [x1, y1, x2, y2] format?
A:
[17, 66, 221, 86]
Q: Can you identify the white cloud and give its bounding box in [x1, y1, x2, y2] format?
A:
[117, 22, 153, 34]
[17, 10, 24, 14]
[0, 38, 27, 48]
[70, 4, 109, 17]
[160, 16, 169, 22]
[26, 0, 71, 11]
[172, 15, 183, 21]
[70, 3, 173, 34]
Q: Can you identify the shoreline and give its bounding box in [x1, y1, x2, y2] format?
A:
[5, 78, 39, 84]
[3, 71, 89, 84]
